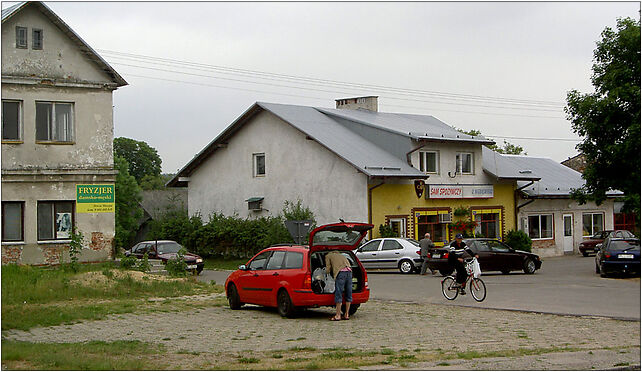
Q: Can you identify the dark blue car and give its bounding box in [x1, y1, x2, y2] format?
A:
[595, 238, 640, 277]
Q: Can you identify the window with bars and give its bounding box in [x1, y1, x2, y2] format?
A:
[36, 102, 73, 142]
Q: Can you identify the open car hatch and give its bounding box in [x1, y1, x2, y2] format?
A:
[308, 222, 373, 252]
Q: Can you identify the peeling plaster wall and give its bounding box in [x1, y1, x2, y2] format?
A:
[1, 5, 111, 84]
[1, 84, 114, 169]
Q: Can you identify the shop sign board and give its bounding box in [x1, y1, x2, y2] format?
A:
[76, 184, 115, 213]
[427, 185, 494, 199]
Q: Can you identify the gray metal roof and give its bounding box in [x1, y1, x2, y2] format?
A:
[2, 1, 127, 87]
[482, 147, 622, 198]
[317, 107, 494, 144]
[257, 102, 425, 178]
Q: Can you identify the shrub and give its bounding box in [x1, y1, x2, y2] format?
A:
[64, 228, 84, 273]
[119, 255, 137, 269]
[505, 230, 532, 252]
[379, 224, 397, 238]
[165, 248, 188, 277]
[136, 253, 151, 273]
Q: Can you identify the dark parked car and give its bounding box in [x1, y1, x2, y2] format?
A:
[579, 230, 635, 257]
[595, 238, 640, 277]
[425, 238, 542, 276]
[225, 222, 373, 318]
[125, 240, 204, 274]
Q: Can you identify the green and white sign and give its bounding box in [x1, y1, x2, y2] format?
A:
[76, 184, 115, 213]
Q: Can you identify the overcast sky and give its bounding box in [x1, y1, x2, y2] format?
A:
[22, 2, 642, 172]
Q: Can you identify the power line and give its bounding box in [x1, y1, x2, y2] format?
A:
[98, 49, 565, 109]
[111, 61, 565, 114]
[123, 73, 579, 143]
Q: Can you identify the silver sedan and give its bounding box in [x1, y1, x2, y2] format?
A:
[355, 238, 423, 274]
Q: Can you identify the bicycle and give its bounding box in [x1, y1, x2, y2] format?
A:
[441, 257, 486, 302]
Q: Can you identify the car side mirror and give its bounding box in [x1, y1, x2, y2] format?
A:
[239, 264, 247, 270]
[124, 251, 131, 257]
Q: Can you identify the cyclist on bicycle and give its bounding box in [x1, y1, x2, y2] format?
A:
[448, 233, 479, 295]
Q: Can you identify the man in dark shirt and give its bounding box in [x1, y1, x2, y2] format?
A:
[447, 233, 479, 294]
[419, 233, 435, 275]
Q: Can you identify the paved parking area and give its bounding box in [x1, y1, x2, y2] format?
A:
[200, 255, 641, 320]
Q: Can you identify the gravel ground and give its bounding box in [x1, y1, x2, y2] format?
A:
[3, 298, 639, 370]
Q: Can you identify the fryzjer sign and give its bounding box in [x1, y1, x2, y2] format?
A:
[427, 185, 494, 199]
[76, 184, 115, 213]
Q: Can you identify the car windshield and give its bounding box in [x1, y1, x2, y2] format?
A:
[609, 241, 640, 251]
[405, 239, 420, 247]
[313, 229, 363, 246]
[157, 242, 183, 254]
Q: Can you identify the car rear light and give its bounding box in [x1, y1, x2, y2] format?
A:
[427, 252, 431, 259]
[303, 274, 312, 289]
[443, 252, 449, 259]
[605, 253, 611, 258]
[364, 272, 369, 289]
[416, 250, 421, 255]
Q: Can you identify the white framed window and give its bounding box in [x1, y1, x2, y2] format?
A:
[418, 151, 439, 173]
[456, 152, 473, 174]
[37, 201, 74, 241]
[32, 28, 43, 50]
[36, 102, 74, 142]
[2, 202, 24, 242]
[388, 217, 407, 238]
[253, 153, 265, 177]
[15, 26, 27, 48]
[528, 214, 553, 240]
[582, 212, 604, 237]
[2, 100, 22, 141]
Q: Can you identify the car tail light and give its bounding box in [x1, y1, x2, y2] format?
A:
[364, 271, 369, 289]
[427, 252, 431, 259]
[416, 250, 421, 255]
[303, 274, 312, 289]
[604, 253, 611, 258]
[443, 252, 449, 259]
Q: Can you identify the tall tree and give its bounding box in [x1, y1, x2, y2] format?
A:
[565, 17, 640, 214]
[113, 137, 162, 183]
[458, 129, 526, 155]
[114, 156, 143, 249]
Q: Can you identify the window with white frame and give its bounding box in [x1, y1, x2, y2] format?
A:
[2, 100, 22, 141]
[528, 214, 553, 240]
[253, 153, 265, 177]
[2, 202, 24, 242]
[15, 26, 27, 48]
[418, 151, 438, 173]
[36, 102, 73, 142]
[582, 212, 604, 237]
[37, 201, 74, 240]
[456, 152, 473, 174]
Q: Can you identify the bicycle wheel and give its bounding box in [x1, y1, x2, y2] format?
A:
[441, 276, 459, 300]
[469, 278, 486, 302]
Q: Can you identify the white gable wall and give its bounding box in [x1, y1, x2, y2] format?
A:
[187, 110, 369, 225]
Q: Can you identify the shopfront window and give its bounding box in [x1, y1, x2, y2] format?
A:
[582, 213, 604, 237]
[415, 210, 449, 245]
[472, 208, 502, 239]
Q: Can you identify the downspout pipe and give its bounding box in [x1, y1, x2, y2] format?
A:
[514, 181, 536, 232]
[368, 179, 386, 239]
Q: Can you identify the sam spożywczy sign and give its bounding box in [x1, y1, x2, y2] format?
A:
[76, 184, 115, 213]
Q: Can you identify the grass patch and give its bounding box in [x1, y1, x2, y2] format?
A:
[238, 357, 259, 364]
[1, 340, 164, 370]
[1, 263, 224, 330]
[203, 258, 247, 271]
[614, 362, 630, 367]
[437, 361, 450, 366]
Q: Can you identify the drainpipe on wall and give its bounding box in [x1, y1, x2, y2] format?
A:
[514, 181, 536, 230]
[368, 179, 386, 239]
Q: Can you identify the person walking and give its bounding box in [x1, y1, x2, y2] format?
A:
[325, 250, 353, 320]
[419, 233, 435, 275]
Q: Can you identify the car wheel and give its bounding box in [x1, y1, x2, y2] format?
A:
[196, 267, 203, 275]
[439, 267, 454, 276]
[582, 251, 589, 257]
[523, 258, 536, 274]
[227, 283, 243, 310]
[277, 289, 296, 318]
[341, 303, 360, 316]
[501, 269, 510, 275]
[398, 259, 414, 274]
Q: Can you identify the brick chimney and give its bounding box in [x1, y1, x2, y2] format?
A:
[335, 96, 378, 112]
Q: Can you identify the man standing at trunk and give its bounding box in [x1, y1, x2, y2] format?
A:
[419, 233, 435, 275]
[325, 250, 353, 320]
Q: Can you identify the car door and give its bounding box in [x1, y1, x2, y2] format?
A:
[133, 243, 151, 259]
[488, 240, 522, 270]
[469, 241, 494, 271]
[238, 250, 273, 303]
[378, 239, 405, 269]
[356, 240, 383, 269]
[258, 250, 287, 306]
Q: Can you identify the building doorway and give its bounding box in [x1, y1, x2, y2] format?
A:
[563, 214, 573, 254]
[388, 218, 406, 238]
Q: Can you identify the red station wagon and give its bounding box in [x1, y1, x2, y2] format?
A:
[225, 222, 373, 318]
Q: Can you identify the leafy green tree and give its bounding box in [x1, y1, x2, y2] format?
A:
[114, 156, 143, 249]
[138, 174, 166, 190]
[458, 129, 526, 155]
[113, 137, 162, 183]
[565, 17, 640, 214]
